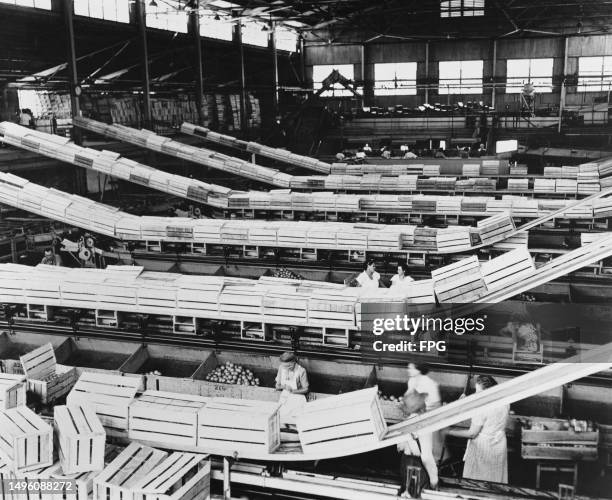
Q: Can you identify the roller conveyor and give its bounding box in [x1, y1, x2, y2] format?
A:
[3, 122, 612, 223]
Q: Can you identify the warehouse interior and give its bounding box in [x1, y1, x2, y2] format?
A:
[0, 1, 611, 499]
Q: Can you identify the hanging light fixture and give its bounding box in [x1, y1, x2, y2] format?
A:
[214, 13, 220, 20]
[149, 0, 157, 6]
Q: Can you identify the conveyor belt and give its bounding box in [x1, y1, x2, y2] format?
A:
[3, 122, 610, 221]
[79, 117, 611, 197]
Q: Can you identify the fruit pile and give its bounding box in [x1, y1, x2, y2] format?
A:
[205, 361, 260, 386]
[378, 390, 403, 403]
[272, 268, 304, 280]
[146, 370, 162, 376]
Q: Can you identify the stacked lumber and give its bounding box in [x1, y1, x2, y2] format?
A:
[94, 443, 168, 500]
[0, 373, 26, 410]
[67, 372, 141, 437]
[431, 255, 487, 303]
[129, 391, 208, 448]
[19, 343, 77, 404]
[0, 407, 53, 473]
[197, 399, 280, 454]
[296, 387, 386, 454]
[54, 405, 106, 474]
[132, 453, 211, 500]
[481, 247, 535, 290]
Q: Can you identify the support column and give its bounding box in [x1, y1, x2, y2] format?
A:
[190, 0, 204, 125]
[299, 35, 306, 84]
[236, 17, 248, 136]
[559, 36, 569, 133]
[424, 41, 430, 104]
[491, 39, 498, 110]
[362, 44, 374, 107]
[62, 0, 86, 195]
[271, 22, 279, 119]
[135, 0, 152, 128]
[223, 457, 231, 499]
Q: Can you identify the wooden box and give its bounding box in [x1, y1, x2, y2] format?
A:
[19, 343, 77, 404]
[521, 418, 599, 461]
[94, 443, 168, 500]
[0, 406, 53, 473]
[129, 391, 208, 448]
[54, 405, 106, 474]
[132, 453, 210, 500]
[296, 387, 387, 454]
[67, 372, 141, 437]
[197, 399, 280, 454]
[0, 373, 26, 410]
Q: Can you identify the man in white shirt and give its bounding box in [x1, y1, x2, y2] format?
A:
[356, 260, 386, 289]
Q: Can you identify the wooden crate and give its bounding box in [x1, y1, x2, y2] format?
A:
[296, 387, 387, 454]
[521, 418, 599, 461]
[67, 372, 141, 437]
[94, 443, 168, 500]
[431, 255, 487, 303]
[132, 453, 210, 500]
[129, 391, 208, 448]
[197, 398, 280, 454]
[54, 405, 106, 474]
[0, 406, 53, 473]
[19, 343, 77, 404]
[0, 373, 26, 410]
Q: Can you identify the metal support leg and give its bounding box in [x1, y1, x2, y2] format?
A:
[223, 457, 231, 499]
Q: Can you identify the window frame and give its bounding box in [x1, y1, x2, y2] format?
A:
[578, 56, 612, 92]
[505, 58, 554, 94]
[374, 62, 418, 96]
[312, 64, 358, 97]
[438, 59, 484, 95]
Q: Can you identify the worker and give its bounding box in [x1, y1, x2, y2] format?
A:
[40, 247, 62, 266]
[460, 147, 470, 159]
[18, 108, 34, 128]
[275, 351, 309, 395]
[403, 149, 418, 159]
[477, 143, 487, 156]
[335, 152, 346, 161]
[381, 148, 391, 159]
[363, 143, 372, 154]
[397, 392, 441, 497]
[405, 363, 441, 411]
[446, 375, 509, 484]
[356, 260, 386, 289]
[390, 263, 415, 291]
[434, 148, 447, 159]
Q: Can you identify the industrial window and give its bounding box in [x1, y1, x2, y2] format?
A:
[0, 0, 51, 9]
[274, 25, 298, 53]
[74, 0, 129, 23]
[506, 58, 553, 94]
[146, 0, 188, 33]
[199, 9, 233, 41]
[312, 64, 356, 97]
[374, 62, 417, 96]
[578, 56, 612, 91]
[241, 19, 270, 47]
[440, 0, 484, 17]
[438, 60, 483, 94]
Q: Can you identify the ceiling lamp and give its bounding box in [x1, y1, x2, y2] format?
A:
[214, 13, 220, 20]
[149, 0, 157, 6]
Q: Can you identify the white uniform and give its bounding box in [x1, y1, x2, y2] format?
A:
[357, 270, 380, 289]
[276, 364, 308, 425]
[391, 274, 414, 291]
[407, 374, 441, 411]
